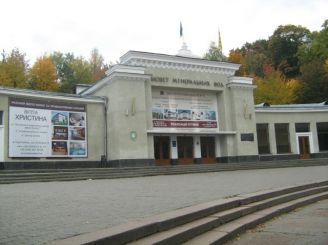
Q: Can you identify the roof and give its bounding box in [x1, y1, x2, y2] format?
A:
[0, 86, 106, 103]
[255, 101, 328, 112]
[120, 50, 240, 75]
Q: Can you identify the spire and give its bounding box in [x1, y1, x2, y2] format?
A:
[176, 22, 200, 58]
[218, 28, 223, 52]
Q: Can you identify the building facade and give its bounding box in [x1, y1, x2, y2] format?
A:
[0, 50, 327, 169]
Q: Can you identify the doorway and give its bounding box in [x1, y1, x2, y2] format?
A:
[201, 137, 216, 164]
[154, 136, 170, 165]
[177, 136, 194, 164]
[298, 136, 311, 159]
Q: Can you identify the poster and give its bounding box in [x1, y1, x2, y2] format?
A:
[152, 88, 218, 128]
[9, 98, 87, 157]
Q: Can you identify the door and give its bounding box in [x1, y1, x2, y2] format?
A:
[177, 136, 194, 164]
[154, 136, 170, 165]
[201, 137, 216, 164]
[298, 136, 310, 159]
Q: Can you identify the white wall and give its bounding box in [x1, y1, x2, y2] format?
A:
[0, 126, 4, 161]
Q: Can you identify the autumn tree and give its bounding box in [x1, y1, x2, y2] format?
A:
[228, 49, 248, 76]
[254, 67, 299, 104]
[0, 48, 29, 88]
[29, 56, 59, 91]
[268, 25, 310, 78]
[89, 48, 108, 82]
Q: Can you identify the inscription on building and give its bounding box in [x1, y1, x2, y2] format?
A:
[151, 76, 224, 88]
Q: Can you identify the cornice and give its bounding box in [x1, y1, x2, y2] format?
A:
[120, 51, 240, 75]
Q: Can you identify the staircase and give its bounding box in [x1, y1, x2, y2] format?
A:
[0, 159, 327, 184]
[49, 180, 328, 245]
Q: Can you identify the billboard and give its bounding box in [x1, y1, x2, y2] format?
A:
[152, 88, 218, 128]
[9, 98, 87, 157]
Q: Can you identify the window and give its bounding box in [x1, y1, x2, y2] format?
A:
[0, 111, 3, 125]
[275, 123, 291, 153]
[295, 123, 309, 132]
[256, 124, 270, 154]
[317, 122, 328, 151]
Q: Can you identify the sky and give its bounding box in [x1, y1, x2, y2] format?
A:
[1, 0, 327, 65]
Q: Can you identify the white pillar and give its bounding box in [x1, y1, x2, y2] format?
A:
[194, 135, 201, 159]
[170, 135, 178, 159]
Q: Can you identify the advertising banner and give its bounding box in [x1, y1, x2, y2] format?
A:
[152, 88, 218, 128]
[9, 98, 87, 157]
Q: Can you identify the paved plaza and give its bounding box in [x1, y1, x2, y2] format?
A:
[227, 199, 328, 245]
[0, 166, 327, 245]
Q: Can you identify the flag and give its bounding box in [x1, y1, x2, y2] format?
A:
[180, 22, 183, 38]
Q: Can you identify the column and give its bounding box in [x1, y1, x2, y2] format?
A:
[170, 135, 178, 165]
[269, 123, 277, 155]
[193, 135, 201, 164]
[310, 122, 319, 153]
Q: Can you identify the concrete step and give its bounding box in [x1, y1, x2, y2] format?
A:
[1, 160, 327, 184]
[127, 185, 328, 245]
[49, 180, 328, 245]
[185, 191, 328, 244]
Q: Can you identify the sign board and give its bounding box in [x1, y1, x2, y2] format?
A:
[152, 88, 218, 129]
[9, 98, 87, 157]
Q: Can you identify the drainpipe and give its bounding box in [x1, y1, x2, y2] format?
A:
[101, 96, 109, 166]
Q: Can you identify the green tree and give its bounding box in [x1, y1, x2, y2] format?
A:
[29, 56, 59, 91]
[0, 48, 29, 88]
[295, 60, 328, 103]
[298, 19, 328, 65]
[268, 25, 310, 78]
[203, 41, 226, 61]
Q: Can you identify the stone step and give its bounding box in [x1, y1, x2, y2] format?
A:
[185, 191, 328, 244]
[48, 180, 328, 245]
[127, 186, 328, 245]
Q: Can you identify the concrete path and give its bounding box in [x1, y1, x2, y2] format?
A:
[226, 199, 328, 245]
[0, 166, 327, 245]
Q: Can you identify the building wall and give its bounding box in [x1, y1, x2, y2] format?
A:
[91, 75, 152, 166]
[255, 110, 328, 159]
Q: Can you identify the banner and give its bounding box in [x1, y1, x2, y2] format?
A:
[9, 98, 87, 157]
[152, 88, 218, 129]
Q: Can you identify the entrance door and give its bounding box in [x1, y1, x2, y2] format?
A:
[298, 136, 311, 159]
[177, 136, 194, 164]
[154, 136, 170, 165]
[201, 137, 216, 164]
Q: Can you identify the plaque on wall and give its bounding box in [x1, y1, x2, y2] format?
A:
[240, 133, 254, 141]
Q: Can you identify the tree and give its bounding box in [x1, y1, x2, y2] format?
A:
[203, 41, 226, 61]
[29, 56, 59, 91]
[268, 25, 311, 78]
[295, 60, 328, 103]
[89, 48, 108, 82]
[0, 48, 29, 88]
[254, 68, 299, 104]
[228, 49, 248, 76]
[298, 19, 328, 65]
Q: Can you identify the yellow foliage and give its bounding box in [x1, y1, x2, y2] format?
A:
[29, 56, 59, 91]
[254, 70, 299, 104]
